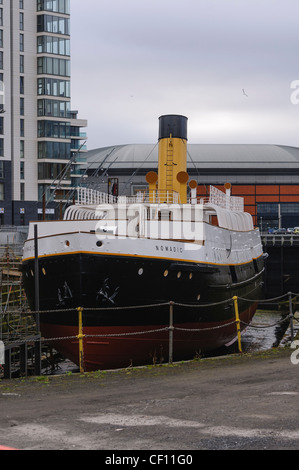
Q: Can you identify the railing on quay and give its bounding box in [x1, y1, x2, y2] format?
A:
[1, 292, 298, 378]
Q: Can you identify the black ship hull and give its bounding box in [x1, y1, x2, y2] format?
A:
[22, 252, 264, 371]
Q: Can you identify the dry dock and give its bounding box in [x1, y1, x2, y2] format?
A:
[0, 348, 299, 451]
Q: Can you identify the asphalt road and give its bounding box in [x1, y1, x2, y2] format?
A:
[0, 348, 299, 452]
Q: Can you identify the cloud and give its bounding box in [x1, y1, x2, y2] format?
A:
[70, 0, 299, 149]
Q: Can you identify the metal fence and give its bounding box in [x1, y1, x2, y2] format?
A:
[0, 292, 298, 379]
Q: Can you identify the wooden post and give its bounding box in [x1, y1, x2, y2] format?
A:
[233, 296, 242, 353]
[169, 301, 174, 364]
[288, 292, 294, 343]
[20, 343, 27, 377]
[42, 194, 46, 221]
[34, 340, 41, 376]
[77, 307, 85, 373]
[34, 224, 40, 333]
[4, 348, 11, 379]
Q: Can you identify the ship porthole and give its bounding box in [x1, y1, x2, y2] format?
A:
[30, 269, 34, 276]
[96, 241, 103, 247]
[177, 271, 181, 279]
[197, 294, 201, 301]
[189, 273, 193, 280]
[65, 240, 70, 247]
[42, 267, 46, 276]
[138, 268, 143, 276]
[164, 270, 168, 277]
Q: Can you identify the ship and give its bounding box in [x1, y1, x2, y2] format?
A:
[22, 115, 264, 371]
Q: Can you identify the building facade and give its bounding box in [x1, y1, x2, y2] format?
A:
[85, 143, 299, 231]
[0, 0, 87, 226]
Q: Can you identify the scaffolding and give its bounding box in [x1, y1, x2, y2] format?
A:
[0, 242, 36, 343]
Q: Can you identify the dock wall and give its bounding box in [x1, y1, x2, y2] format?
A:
[263, 235, 299, 298]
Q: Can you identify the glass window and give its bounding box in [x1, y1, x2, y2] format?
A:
[37, 56, 70, 76]
[20, 76, 24, 94]
[37, 100, 44, 116]
[46, 79, 51, 95]
[0, 138, 3, 157]
[281, 203, 299, 214]
[65, 60, 70, 77]
[20, 55, 24, 73]
[38, 120, 70, 139]
[52, 79, 58, 96]
[0, 116, 3, 135]
[59, 122, 66, 138]
[37, 78, 43, 95]
[59, 59, 65, 76]
[37, 57, 43, 74]
[37, 36, 70, 56]
[20, 161, 25, 180]
[66, 81, 70, 97]
[20, 119, 24, 137]
[20, 97, 24, 115]
[37, 99, 71, 117]
[37, 0, 70, 14]
[53, 100, 59, 116]
[46, 15, 53, 32]
[20, 140, 24, 158]
[46, 100, 52, 115]
[20, 183, 25, 202]
[38, 141, 70, 160]
[19, 12, 24, 30]
[38, 184, 51, 202]
[52, 16, 58, 33]
[53, 58, 59, 75]
[47, 56, 53, 74]
[37, 36, 43, 53]
[20, 33, 24, 51]
[0, 161, 4, 178]
[59, 80, 65, 96]
[59, 101, 65, 117]
[37, 15, 70, 35]
[52, 121, 59, 138]
[37, 15, 44, 32]
[52, 37, 58, 54]
[59, 38, 65, 55]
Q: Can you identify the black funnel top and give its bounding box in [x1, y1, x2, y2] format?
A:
[158, 115, 188, 141]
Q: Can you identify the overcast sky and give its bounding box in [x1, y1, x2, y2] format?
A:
[70, 0, 299, 150]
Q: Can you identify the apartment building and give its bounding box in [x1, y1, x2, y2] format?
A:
[0, 0, 87, 225]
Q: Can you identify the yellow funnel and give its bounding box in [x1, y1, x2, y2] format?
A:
[157, 115, 189, 203]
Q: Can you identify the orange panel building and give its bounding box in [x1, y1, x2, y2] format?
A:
[86, 143, 299, 231]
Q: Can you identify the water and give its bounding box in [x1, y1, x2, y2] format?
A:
[241, 309, 292, 352]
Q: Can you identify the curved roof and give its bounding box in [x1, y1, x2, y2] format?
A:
[86, 144, 299, 172]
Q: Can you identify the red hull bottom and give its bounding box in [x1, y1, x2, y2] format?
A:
[41, 304, 257, 372]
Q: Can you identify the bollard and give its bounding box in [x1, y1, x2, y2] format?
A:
[288, 292, 294, 343]
[169, 301, 174, 364]
[233, 296, 242, 353]
[77, 307, 85, 373]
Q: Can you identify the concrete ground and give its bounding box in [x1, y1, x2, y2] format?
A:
[0, 348, 299, 452]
